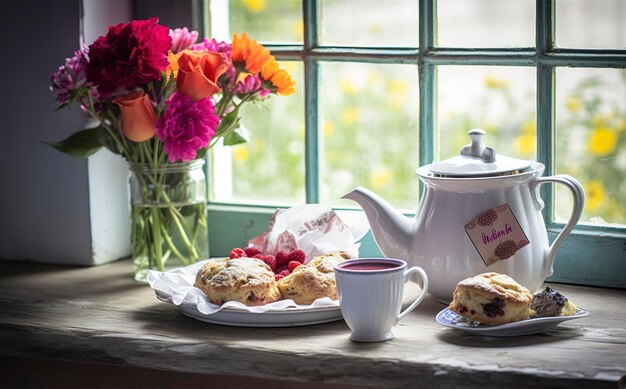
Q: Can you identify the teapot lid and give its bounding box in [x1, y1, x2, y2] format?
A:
[429, 129, 532, 177]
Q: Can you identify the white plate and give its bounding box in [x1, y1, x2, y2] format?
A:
[155, 290, 343, 327]
[436, 307, 589, 337]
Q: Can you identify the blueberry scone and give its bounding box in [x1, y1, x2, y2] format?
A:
[448, 272, 533, 325]
[530, 286, 577, 318]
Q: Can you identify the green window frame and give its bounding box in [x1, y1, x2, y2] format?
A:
[205, 0, 626, 289]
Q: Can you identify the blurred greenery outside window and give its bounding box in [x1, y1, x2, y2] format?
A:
[202, 0, 625, 288]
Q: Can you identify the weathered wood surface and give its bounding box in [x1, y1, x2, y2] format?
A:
[0, 259, 624, 388]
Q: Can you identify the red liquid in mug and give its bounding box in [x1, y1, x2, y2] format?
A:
[339, 262, 401, 271]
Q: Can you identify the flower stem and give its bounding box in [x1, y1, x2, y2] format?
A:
[137, 163, 202, 264]
[150, 207, 165, 271]
[159, 222, 190, 265]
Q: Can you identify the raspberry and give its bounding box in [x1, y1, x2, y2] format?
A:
[253, 254, 264, 259]
[229, 248, 246, 259]
[275, 251, 290, 268]
[262, 255, 277, 272]
[288, 261, 302, 272]
[244, 247, 261, 257]
[279, 269, 291, 277]
[275, 274, 285, 281]
[287, 249, 306, 264]
[276, 265, 288, 273]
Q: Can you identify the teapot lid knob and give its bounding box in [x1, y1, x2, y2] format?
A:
[461, 129, 496, 163]
[427, 128, 532, 177]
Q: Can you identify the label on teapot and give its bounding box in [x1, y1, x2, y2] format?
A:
[464, 203, 530, 267]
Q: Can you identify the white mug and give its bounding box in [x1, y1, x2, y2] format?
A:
[334, 258, 429, 342]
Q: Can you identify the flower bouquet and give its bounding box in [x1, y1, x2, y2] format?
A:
[48, 18, 295, 280]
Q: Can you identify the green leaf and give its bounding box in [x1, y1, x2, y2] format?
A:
[223, 127, 250, 146]
[44, 128, 103, 158]
[96, 126, 122, 156]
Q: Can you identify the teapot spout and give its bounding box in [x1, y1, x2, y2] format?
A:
[342, 186, 414, 261]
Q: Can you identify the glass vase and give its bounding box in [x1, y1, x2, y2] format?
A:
[128, 159, 208, 282]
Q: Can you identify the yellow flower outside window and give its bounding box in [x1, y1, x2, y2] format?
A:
[587, 126, 617, 157]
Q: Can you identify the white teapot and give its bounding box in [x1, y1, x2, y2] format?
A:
[343, 129, 584, 303]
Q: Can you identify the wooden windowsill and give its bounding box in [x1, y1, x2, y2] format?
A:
[0, 259, 624, 388]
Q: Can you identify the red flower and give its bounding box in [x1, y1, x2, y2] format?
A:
[87, 18, 171, 95]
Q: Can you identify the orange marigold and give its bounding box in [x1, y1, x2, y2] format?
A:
[231, 33, 271, 74]
[260, 57, 296, 96]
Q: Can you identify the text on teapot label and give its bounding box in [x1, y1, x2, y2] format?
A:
[464, 203, 530, 267]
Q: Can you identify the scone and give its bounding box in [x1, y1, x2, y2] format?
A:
[194, 258, 229, 285]
[277, 251, 352, 304]
[531, 286, 577, 318]
[448, 272, 533, 325]
[307, 250, 353, 271]
[194, 257, 281, 306]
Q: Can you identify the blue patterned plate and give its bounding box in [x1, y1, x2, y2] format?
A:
[436, 307, 588, 337]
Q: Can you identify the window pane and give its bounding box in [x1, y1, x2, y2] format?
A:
[209, 61, 305, 205]
[438, 0, 535, 48]
[319, 0, 418, 47]
[218, 0, 303, 43]
[438, 66, 537, 161]
[555, 68, 626, 226]
[320, 62, 420, 210]
[556, 0, 626, 49]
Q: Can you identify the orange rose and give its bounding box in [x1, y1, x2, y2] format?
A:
[113, 92, 156, 142]
[174, 50, 230, 101]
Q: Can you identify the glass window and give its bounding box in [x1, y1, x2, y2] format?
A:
[319, 62, 420, 210]
[438, 0, 535, 48]
[438, 66, 536, 161]
[555, 68, 626, 225]
[210, 61, 306, 205]
[319, 0, 419, 47]
[556, 0, 626, 49]
[221, 0, 303, 43]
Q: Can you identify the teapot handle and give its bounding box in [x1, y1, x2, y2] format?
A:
[531, 175, 585, 278]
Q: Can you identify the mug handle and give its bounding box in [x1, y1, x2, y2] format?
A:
[396, 266, 429, 323]
[531, 174, 585, 278]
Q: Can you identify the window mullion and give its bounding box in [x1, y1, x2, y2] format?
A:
[537, 0, 555, 224]
[419, 0, 437, 166]
[303, 0, 319, 203]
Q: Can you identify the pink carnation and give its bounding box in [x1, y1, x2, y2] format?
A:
[219, 67, 271, 99]
[156, 93, 219, 162]
[235, 73, 271, 98]
[87, 18, 171, 95]
[191, 38, 232, 57]
[169, 27, 199, 53]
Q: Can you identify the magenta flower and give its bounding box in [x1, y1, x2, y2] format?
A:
[156, 93, 219, 162]
[235, 73, 271, 98]
[219, 67, 271, 99]
[87, 18, 171, 95]
[169, 27, 199, 53]
[50, 46, 90, 106]
[191, 38, 232, 57]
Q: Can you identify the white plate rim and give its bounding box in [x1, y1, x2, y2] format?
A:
[155, 290, 344, 326]
[436, 307, 588, 336]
